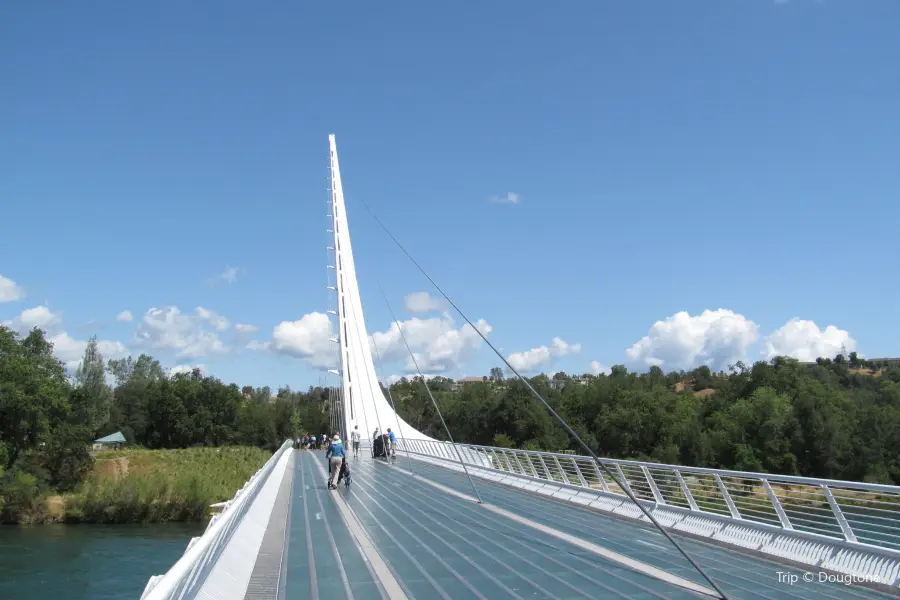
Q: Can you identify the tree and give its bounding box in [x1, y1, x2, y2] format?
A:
[489, 367, 504, 382]
[74, 336, 113, 432]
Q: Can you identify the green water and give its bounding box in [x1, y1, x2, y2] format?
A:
[0, 524, 204, 599]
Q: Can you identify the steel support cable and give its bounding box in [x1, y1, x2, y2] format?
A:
[368, 323, 416, 474]
[356, 255, 483, 504]
[356, 196, 731, 600]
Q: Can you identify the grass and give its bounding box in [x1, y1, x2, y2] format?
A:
[13, 447, 272, 525]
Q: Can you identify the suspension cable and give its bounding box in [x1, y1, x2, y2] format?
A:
[375, 284, 484, 504]
[355, 247, 483, 502]
[356, 196, 731, 600]
[369, 325, 416, 474]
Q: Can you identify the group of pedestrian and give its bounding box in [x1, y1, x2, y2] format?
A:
[371, 427, 396, 459]
[297, 424, 399, 490]
[295, 433, 330, 450]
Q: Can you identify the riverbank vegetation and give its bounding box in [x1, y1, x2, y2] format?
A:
[0, 326, 328, 524]
[3, 324, 899, 524]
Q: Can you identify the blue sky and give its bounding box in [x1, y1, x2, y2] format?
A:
[2, 1, 898, 388]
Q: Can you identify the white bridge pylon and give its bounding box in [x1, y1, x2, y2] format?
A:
[328, 134, 434, 443]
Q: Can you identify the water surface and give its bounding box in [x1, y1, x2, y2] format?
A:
[0, 523, 203, 599]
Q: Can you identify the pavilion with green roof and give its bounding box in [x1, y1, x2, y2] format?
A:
[92, 431, 126, 450]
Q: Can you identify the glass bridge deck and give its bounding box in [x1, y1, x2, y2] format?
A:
[278, 450, 894, 600]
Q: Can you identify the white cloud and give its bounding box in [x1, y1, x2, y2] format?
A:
[3, 305, 128, 371]
[626, 309, 760, 372]
[50, 332, 129, 372]
[116, 310, 133, 323]
[133, 306, 230, 359]
[762, 319, 856, 362]
[168, 364, 205, 377]
[488, 192, 521, 204]
[265, 312, 337, 369]
[590, 361, 611, 376]
[507, 337, 582, 373]
[3, 305, 64, 334]
[382, 373, 441, 385]
[404, 292, 446, 315]
[370, 314, 492, 373]
[235, 323, 259, 334]
[0, 274, 24, 302]
[195, 306, 230, 331]
[209, 266, 245, 285]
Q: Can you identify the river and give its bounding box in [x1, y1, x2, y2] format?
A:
[0, 523, 204, 599]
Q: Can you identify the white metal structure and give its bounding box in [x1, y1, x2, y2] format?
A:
[141, 440, 294, 600]
[326, 134, 433, 443]
[398, 438, 900, 588]
[140, 136, 900, 597]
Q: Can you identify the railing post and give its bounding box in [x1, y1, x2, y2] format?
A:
[592, 461, 610, 493]
[641, 466, 666, 505]
[762, 479, 794, 530]
[615, 464, 635, 497]
[519, 451, 538, 477]
[508, 451, 526, 475]
[675, 470, 699, 512]
[551, 455, 568, 484]
[571, 458, 588, 488]
[537, 455, 553, 482]
[822, 485, 857, 543]
[714, 474, 742, 520]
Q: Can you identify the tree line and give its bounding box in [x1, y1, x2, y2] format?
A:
[3, 323, 899, 520]
[0, 326, 329, 518]
[388, 354, 900, 485]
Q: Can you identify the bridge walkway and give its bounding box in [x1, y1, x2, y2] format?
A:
[280, 450, 893, 600]
[386, 454, 894, 600]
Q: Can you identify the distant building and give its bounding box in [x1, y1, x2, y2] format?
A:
[92, 431, 127, 451]
[449, 376, 488, 392]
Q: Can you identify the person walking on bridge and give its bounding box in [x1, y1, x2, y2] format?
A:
[326, 435, 345, 490]
[351, 426, 361, 458]
[387, 428, 397, 458]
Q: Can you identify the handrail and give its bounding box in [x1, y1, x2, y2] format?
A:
[141, 440, 294, 600]
[397, 438, 900, 557]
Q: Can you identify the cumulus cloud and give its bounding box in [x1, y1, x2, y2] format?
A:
[133, 306, 231, 359]
[382, 373, 442, 386]
[2, 305, 128, 372]
[3, 305, 64, 334]
[590, 360, 611, 376]
[370, 314, 492, 373]
[262, 312, 337, 369]
[209, 265, 245, 285]
[51, 332, 129, 371]
[488, 192, 521, 204]
[116, 310, 134, 323]
[626, 309, 760, 372]
[235, 323, 259, 334]
[507, 337, 582, 373]
[0, 274, 24, 302]
[404, 292, 446, 315]
[168, 364, 205, 376]
[762, 319, 856, 362]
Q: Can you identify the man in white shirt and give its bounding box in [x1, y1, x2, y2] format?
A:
[351, 426, 362, 458]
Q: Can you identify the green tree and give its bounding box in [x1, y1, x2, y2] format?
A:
[74, 336, 113, 432]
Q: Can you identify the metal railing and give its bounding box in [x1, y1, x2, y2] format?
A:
[397, 438, 900, 558]
[141, 440, 294, 600]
